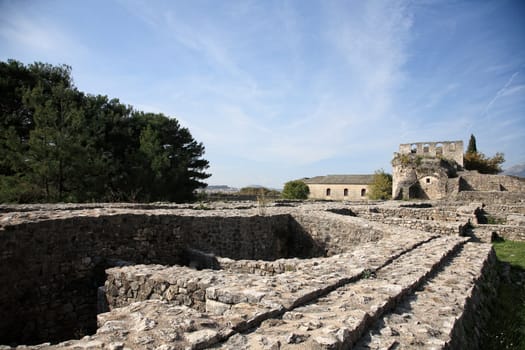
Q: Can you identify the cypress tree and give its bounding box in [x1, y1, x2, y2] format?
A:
[467, 134, 477, 154]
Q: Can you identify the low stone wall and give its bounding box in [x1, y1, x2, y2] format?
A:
[290, 211, 388, 255]
[446, 244, 499, 349]
[348, 205, 463, 223]
[458, 172, 525, 192]
[456, 191, 525, 204]
[217, 257, 301, 275]
[104, 264, 218, 312]
[480, 224, 525, 242]
[366, 217, 466, 236]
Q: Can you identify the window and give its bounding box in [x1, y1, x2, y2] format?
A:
[343, 188, 348, 196]
[426, 178, 431, 184]
[361, 188, 366, 197]
[326, 188, 331, 196]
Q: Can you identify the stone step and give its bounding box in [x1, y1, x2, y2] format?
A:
[104, 231, 438, 319]
[27, 229, 441, 350]
[354, 241, 495, 350]
[215, 236, 468, 349]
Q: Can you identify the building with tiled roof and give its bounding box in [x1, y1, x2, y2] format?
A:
[302, 174, 374, 200]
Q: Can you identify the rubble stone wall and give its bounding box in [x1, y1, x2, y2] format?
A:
[458, 173, 525, 192]
[0, 212, 326, 345]
[349, 206, 462, 222]
[0, 214, 188, 345]
[289, 211, 388, 255]
[456, 191, 525, 204]
[481, 224, 525, 241]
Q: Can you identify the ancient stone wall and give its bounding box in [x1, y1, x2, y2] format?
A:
[458, 172, 525, 192]
[348, 205, 462, 222]
[0, 214, 184, 345]
[455, 191, 525, 204]
[398, 140, 464, 166]
[0, 211, 324, 345]
[481, 224, 525, 241]
[289, 211, 388, 255]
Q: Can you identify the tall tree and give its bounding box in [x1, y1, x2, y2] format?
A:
[467, 134, 477, 154]
[0, 59, 210, 203]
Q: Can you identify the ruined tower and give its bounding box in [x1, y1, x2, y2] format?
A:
[392, 141, 464, 200]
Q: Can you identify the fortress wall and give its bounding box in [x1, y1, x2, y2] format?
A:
[458, 173, 525, 192]
[456, 191, 525, 204]
[349, 206, 463, 222]
[0, 213, 322, 346]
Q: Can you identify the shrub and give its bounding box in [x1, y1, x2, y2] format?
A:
[368, 170, 392, 200]
[281, 180, 309, 199]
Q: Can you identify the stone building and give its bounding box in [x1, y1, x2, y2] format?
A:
[303, 174, 374, 200]
[392, 140, 525, 200]
[398, 141, 464, 167]
[392, 141, 463, 200]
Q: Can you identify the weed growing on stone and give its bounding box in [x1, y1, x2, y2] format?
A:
[195, 202, 211, 210]
[362, 269, 376, 279]
[486, 216, 506, 225]
[257, 190, 269, 216]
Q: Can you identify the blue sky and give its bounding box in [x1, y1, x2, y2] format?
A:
[1, 0, 524, 188]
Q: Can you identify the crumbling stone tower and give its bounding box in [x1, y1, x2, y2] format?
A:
[392, 141, 464, 200]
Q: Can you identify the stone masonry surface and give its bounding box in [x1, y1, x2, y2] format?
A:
[0, 197, 523, 349]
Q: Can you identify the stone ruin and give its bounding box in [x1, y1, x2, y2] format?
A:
[0, 196, 524, 349]
[392, 141, 525, 200]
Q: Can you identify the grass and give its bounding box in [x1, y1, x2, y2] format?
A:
[481, 240, 525, 349]
[493, 240, 525, 269]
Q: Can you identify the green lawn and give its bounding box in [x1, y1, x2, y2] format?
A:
[494, 240, 525, 270]
[481, 240, 525, 350]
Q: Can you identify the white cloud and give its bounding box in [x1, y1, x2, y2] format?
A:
[0, 6, 88, 64]
[483, 71, 520, 114]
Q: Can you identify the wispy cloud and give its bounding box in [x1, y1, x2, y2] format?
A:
[0, 4, 88, 64]
[483, 71, 520, 115]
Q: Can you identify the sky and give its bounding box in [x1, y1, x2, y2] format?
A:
[1, 0, 524, 189]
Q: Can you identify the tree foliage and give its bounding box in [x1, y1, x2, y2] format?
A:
[281, 180, 309, 199]
[368, 170, 392, 200]
[463, 134, 504, 174]
[464, 151, 505, 174]
[0, 59, 210, 203]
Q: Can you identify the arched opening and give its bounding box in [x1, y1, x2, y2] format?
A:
[423, 143, 430, 153]
[411, 144, 417, 153]
[326, 188, 331, 196]
[343, 188, 348, 197]
[361, 188, 366, 197]
[436, 143, 443, 156]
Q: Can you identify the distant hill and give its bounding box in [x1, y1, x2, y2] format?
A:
[503, 163, 525, 178]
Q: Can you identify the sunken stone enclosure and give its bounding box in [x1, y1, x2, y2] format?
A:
[0, 199, 523, 349]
